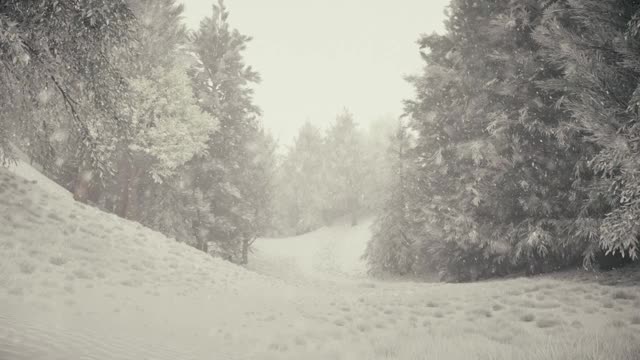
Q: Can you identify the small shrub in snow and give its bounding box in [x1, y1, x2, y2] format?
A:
[19, 261, 36, 274]
[603, 301, 614, 309]
[72, 269, 92, 280]
[8, 287, 23, 296]
[612, 290, 636, 300]
[49, 256, 67, 266]
[571, 320, 583, 328]
[609, 319, 627, 328]
[536, 318, 561, 329]
[520, 314, 535, 322]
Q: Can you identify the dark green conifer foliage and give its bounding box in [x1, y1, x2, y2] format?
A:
[368, 0, 584, 280]
[189, 0, 272, 262]
[363, 121, 423, 276]
[0, 0, 137, 176]
[536, 0, 640, 263]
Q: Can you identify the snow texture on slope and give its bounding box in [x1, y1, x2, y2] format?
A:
[1, 163, 640, 360]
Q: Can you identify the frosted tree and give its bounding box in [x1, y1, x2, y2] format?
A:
[363, 121, 422, 275]
[116, 64, 217, 219]
[361, 117, 397, 211]
[325, 109, 368, 226]
[189, 0, 268, 262]
[0, 0, 137, 196]
[536, 0, 640, 264]
[367, 0, 582, 281]
[274, 122, 328, 234]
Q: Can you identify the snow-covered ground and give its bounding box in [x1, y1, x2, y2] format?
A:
[249, 221, 371, 284]
[5, 154, 71, 200]
[1, 163, 640, 360]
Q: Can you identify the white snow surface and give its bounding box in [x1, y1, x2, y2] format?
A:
[5, 158, 71, 200]
[0, 164, 396, 360]
[249, 222, 371, 283]
[3, 162, 638, 360]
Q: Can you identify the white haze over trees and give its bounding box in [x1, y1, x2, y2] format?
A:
[272, 111, 396, 236]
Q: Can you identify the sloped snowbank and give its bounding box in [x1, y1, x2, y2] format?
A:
[0, 167, 317, 359]
[2, 163, 639, 360]
[5, 157, 71, 200]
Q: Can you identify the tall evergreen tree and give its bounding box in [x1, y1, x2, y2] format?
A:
[325, 109, 367, 226]
[189, 0, 265, 262]
[0, 0, 137, 193]
[536, 0, 640, 263]
[236, 128, 277, 263]
[369, 0, 582, 280]
[274, 122, 328, 234]
[363, 121, 423, 275]
[117, 64, 216, 218]
[361, 117, 397, 212]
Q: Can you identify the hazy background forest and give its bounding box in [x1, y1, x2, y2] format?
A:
[2, 0, 640, 279]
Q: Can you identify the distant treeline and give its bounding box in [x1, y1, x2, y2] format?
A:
[271, 112, 395, 236]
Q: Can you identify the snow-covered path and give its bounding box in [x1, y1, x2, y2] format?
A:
[248, 221, 371, 284]
[1, 165, 640, 360]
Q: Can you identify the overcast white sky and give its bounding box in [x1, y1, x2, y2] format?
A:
[181, 0, 449, 146]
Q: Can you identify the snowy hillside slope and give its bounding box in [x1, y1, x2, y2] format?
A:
[2, 164, 640, 360]
[5, 151, 71, 200]
[0, 166, 311, 359]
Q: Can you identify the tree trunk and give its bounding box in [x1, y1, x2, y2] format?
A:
[73, 168, 90, 203]
[241, 237, 250, 265]
[192, 201, 208, 254]
[115, 152, 131, 218]
[125, 166, 144, 220]
[72, 156, 95, 204]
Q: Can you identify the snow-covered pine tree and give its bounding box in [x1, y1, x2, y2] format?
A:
[324, 109, 368, 226]
[127, 0, 188, 72]
[274, 122, 329, 235]
[107, 0, 198, 220]
[236, 128, 278, 263]
[361, 117, 397, 212]
[369, 0, 580, 281]
[119, 64, 216, 217]
[0, 0, 137, 194]
[535, 0, 640, 264]
[399, 0, 507, 280]
[363, 121, 425, 275]
[189, 0, 268, 262]
[43, 0, 217, 249]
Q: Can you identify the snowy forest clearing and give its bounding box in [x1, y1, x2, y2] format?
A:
[4, 1, 640, 359]
[1, 165, 639, 360]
